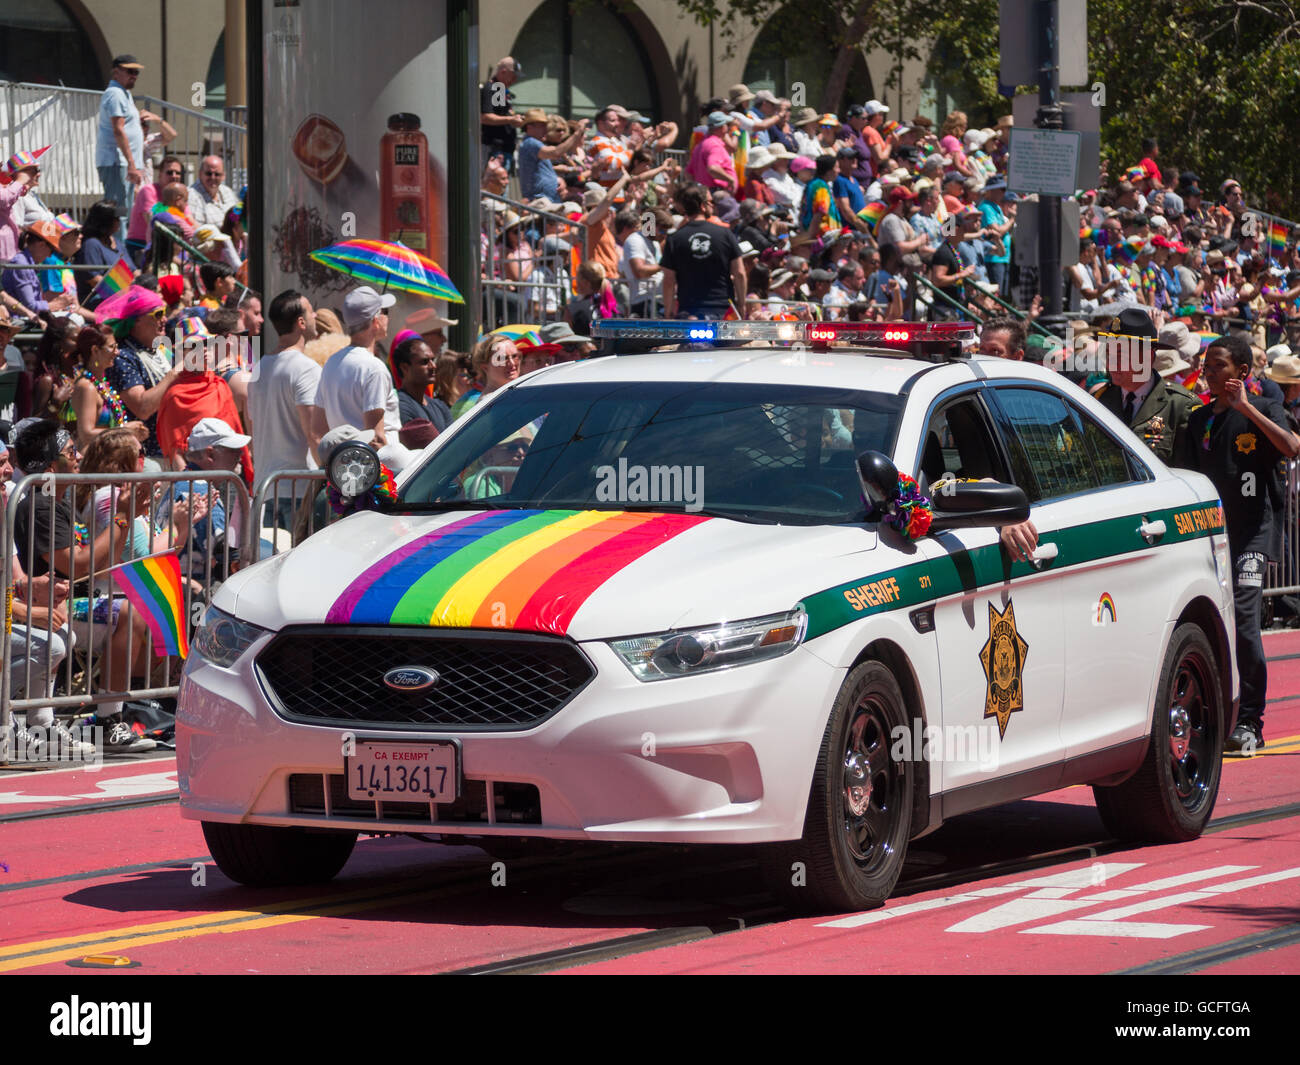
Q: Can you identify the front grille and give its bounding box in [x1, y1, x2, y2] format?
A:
[288, 774, 542, 824]
[257, 626, 595, 731]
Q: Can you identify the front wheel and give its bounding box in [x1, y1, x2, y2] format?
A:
[1092, 623, 1224, 842]
[202, 821, 358, 887]
[763, 660, 913, 913]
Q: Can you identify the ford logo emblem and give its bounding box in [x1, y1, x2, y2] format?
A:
[383, 667, 439, 693]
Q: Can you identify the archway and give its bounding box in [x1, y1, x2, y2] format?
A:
[0, 0, 103, 88]
[742, 5, 874, 114]
[510, 0, 659, 121]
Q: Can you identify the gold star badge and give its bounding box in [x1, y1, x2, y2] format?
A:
[1236, 432, 1257, 455]
[980, 600, 1029, 740]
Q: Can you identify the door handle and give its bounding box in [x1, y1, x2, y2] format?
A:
[1138, 519, 1167, 544]
[1030, 543, 1058, 568]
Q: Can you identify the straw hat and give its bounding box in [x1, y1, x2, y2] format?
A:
[1265, 354, 1300, 385]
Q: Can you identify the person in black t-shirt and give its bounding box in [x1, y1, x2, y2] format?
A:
[480, 57, 522, 172]
[661, 184, 746, 319]
[1179, 333, 1300, 752]
[929, 206, 978, 320]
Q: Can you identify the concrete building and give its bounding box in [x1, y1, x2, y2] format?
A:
[2, 0, 937, 135]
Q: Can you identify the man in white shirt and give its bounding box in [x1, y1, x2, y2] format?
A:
[249, 289, 323, 528]
[313, 286, 414, 473]
[188, 155, 239, 228]
[762, 143, 803, 208]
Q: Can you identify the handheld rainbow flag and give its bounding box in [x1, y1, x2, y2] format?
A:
[733, 128, 749, 189]
[111, 553, 189, 657]
[89, 256, 136, 306]
[858, 202, 888, 232]
[1270, 221, 1289, 255]
[150, 202, 189, 225]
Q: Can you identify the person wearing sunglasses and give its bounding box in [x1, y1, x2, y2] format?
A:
[106, 289, 182, 461]
[126, 153, 184, 257]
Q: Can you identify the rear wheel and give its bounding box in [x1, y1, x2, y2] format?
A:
[764, 660, 912, 913]
[1092, 623, 1224, 842]
[202, 821, 358, 887]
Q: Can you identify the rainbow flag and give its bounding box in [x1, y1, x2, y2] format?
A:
[858, 202, 888, 232]
[89, 256, 135, 306]
[1270, 221, 1289, 254]
[326, 510, 710, 633]
[111, 553, 189, 657]
[733, 128, 749, 189]
[1197, 331, 1222, 351]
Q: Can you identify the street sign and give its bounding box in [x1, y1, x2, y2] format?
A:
[1013, 197, 1081, 268]
[1014, 91, 1099, 191]
[1000, 0, 1088, 86]
[1008, 127, 1082, 197]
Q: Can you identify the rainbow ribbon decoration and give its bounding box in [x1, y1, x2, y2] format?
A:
[111, 553, 189, 657]
[326, 510, 710, 634]
[858, 202, 888, 232]
[90, 256, 135, 306]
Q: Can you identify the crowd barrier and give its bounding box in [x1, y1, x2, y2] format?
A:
[246, 470, 333, 566]
[1, 468, 250, 764]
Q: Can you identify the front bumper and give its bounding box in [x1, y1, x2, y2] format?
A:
[177, 635, 844, 844]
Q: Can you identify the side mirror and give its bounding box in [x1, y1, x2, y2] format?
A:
[856, 450, 900, 513]
[929, 480, 1029, 532]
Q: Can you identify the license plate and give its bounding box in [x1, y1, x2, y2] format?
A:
[345, 743, 457, 803]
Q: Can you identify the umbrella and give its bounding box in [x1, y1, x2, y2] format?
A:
[95, 285, 164, 322]
[488, 323, 541, 348]
[309, 238, 464, 303]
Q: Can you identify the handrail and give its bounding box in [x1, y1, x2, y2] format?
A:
[138, 94, 248, 135]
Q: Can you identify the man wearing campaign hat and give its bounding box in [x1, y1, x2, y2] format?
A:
[96, 56, 146, 242]
[313, 285, 414, 473]
[1092, 308, 1202, 464]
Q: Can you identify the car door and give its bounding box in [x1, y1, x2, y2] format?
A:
[907, 386, 1065, 797]
[984, 384, 1186, 761]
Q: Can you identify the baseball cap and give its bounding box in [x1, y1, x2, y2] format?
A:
[112, 54, 144, 70]
[845, 104, 867, 119]
[342, 285, 397, 332]
[754, 89, 779, 105]
[187, 417, 251, 452]
[836, 145, 861, 159]
[603, 104, 631, 118]
[808, 268, 835, 283]
[863, 100, 890, 116]
[789, 155, 815, 174]
[319, 425, 377, 463]
[889, 185, 917, 203]
[706, 110, 731, 129]
[984, 175, 1008, 191]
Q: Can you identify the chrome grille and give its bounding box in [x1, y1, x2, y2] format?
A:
[257, 627, 594, 731]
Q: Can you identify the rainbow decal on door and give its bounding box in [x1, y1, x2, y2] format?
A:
[1096, 592, 1117, 625]
[326, 509, 712, 634]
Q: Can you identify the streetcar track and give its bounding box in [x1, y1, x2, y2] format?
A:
[0, 793, 178, 823]
[0, 857, 210, 894]
[1113, 921, 1300, 975]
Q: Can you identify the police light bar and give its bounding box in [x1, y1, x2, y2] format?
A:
[591, 319, 803, 342]
[804, 322, 976, 347]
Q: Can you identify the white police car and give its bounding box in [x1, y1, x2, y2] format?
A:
[178, 320, 1236, 912]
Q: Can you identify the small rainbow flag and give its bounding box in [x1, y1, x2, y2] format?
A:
[733, 128, 749, 189]
[90, 256, 135, 305]
[858, 202, 888, 232]
[111, 553, 189, 657]
[1079, 226, 1097, 240]
[1197, 331, 1222, 351]
[1270, 221, 1289, 254]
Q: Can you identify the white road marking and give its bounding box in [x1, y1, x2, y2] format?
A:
[0, 770, 178, 805]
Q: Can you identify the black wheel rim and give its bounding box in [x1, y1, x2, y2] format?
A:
[841, 694, 905, 872]
[1168, 649, 1217, 811]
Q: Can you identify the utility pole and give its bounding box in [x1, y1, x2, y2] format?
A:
[1036, 0, 1063, 316]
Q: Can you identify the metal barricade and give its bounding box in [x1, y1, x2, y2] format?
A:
[1, 81, 104, 215]
[1, 469, 251, 765]
[245, 470, 334, 566]
[481, 191, 590, 332]
[138, 96, 247, 194]
[1265, 459, 1300, 604]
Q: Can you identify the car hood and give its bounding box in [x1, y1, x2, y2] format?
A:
[221, 508, 878, 641]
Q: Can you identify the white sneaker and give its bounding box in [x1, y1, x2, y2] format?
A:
[7, 724, 47, 761]
[101, 716, 157, 754]
[49, 722, 98, 760]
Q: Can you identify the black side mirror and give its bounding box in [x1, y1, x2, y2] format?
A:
[929, 480, 1029, 532]
[856, 450, 900, 514]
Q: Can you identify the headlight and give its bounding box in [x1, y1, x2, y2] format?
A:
[192, 606, 270, 667]
[610, 608, 807, 682]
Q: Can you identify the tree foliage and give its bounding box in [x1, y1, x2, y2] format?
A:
[670, 0, 1300, 216]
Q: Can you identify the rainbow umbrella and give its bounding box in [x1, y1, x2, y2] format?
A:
[309, 238, 464, 303]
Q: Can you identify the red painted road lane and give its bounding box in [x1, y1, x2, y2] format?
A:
[564, 815, 1300, 974]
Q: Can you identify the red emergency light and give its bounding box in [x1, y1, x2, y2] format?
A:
[806, 322, 975, 347]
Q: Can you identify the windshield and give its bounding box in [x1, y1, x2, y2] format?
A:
[399, 380, 904, 524]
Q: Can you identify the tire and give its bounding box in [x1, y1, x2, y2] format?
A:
[201, 821, 358, 887]
[1092, 623, 1224, 843]
[763, 660, 913, 913]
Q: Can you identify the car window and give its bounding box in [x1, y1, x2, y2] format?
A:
[989, 386, 1098, 502]
[1074, 403, 1145, 487]
[917, 392, 1008, 486]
